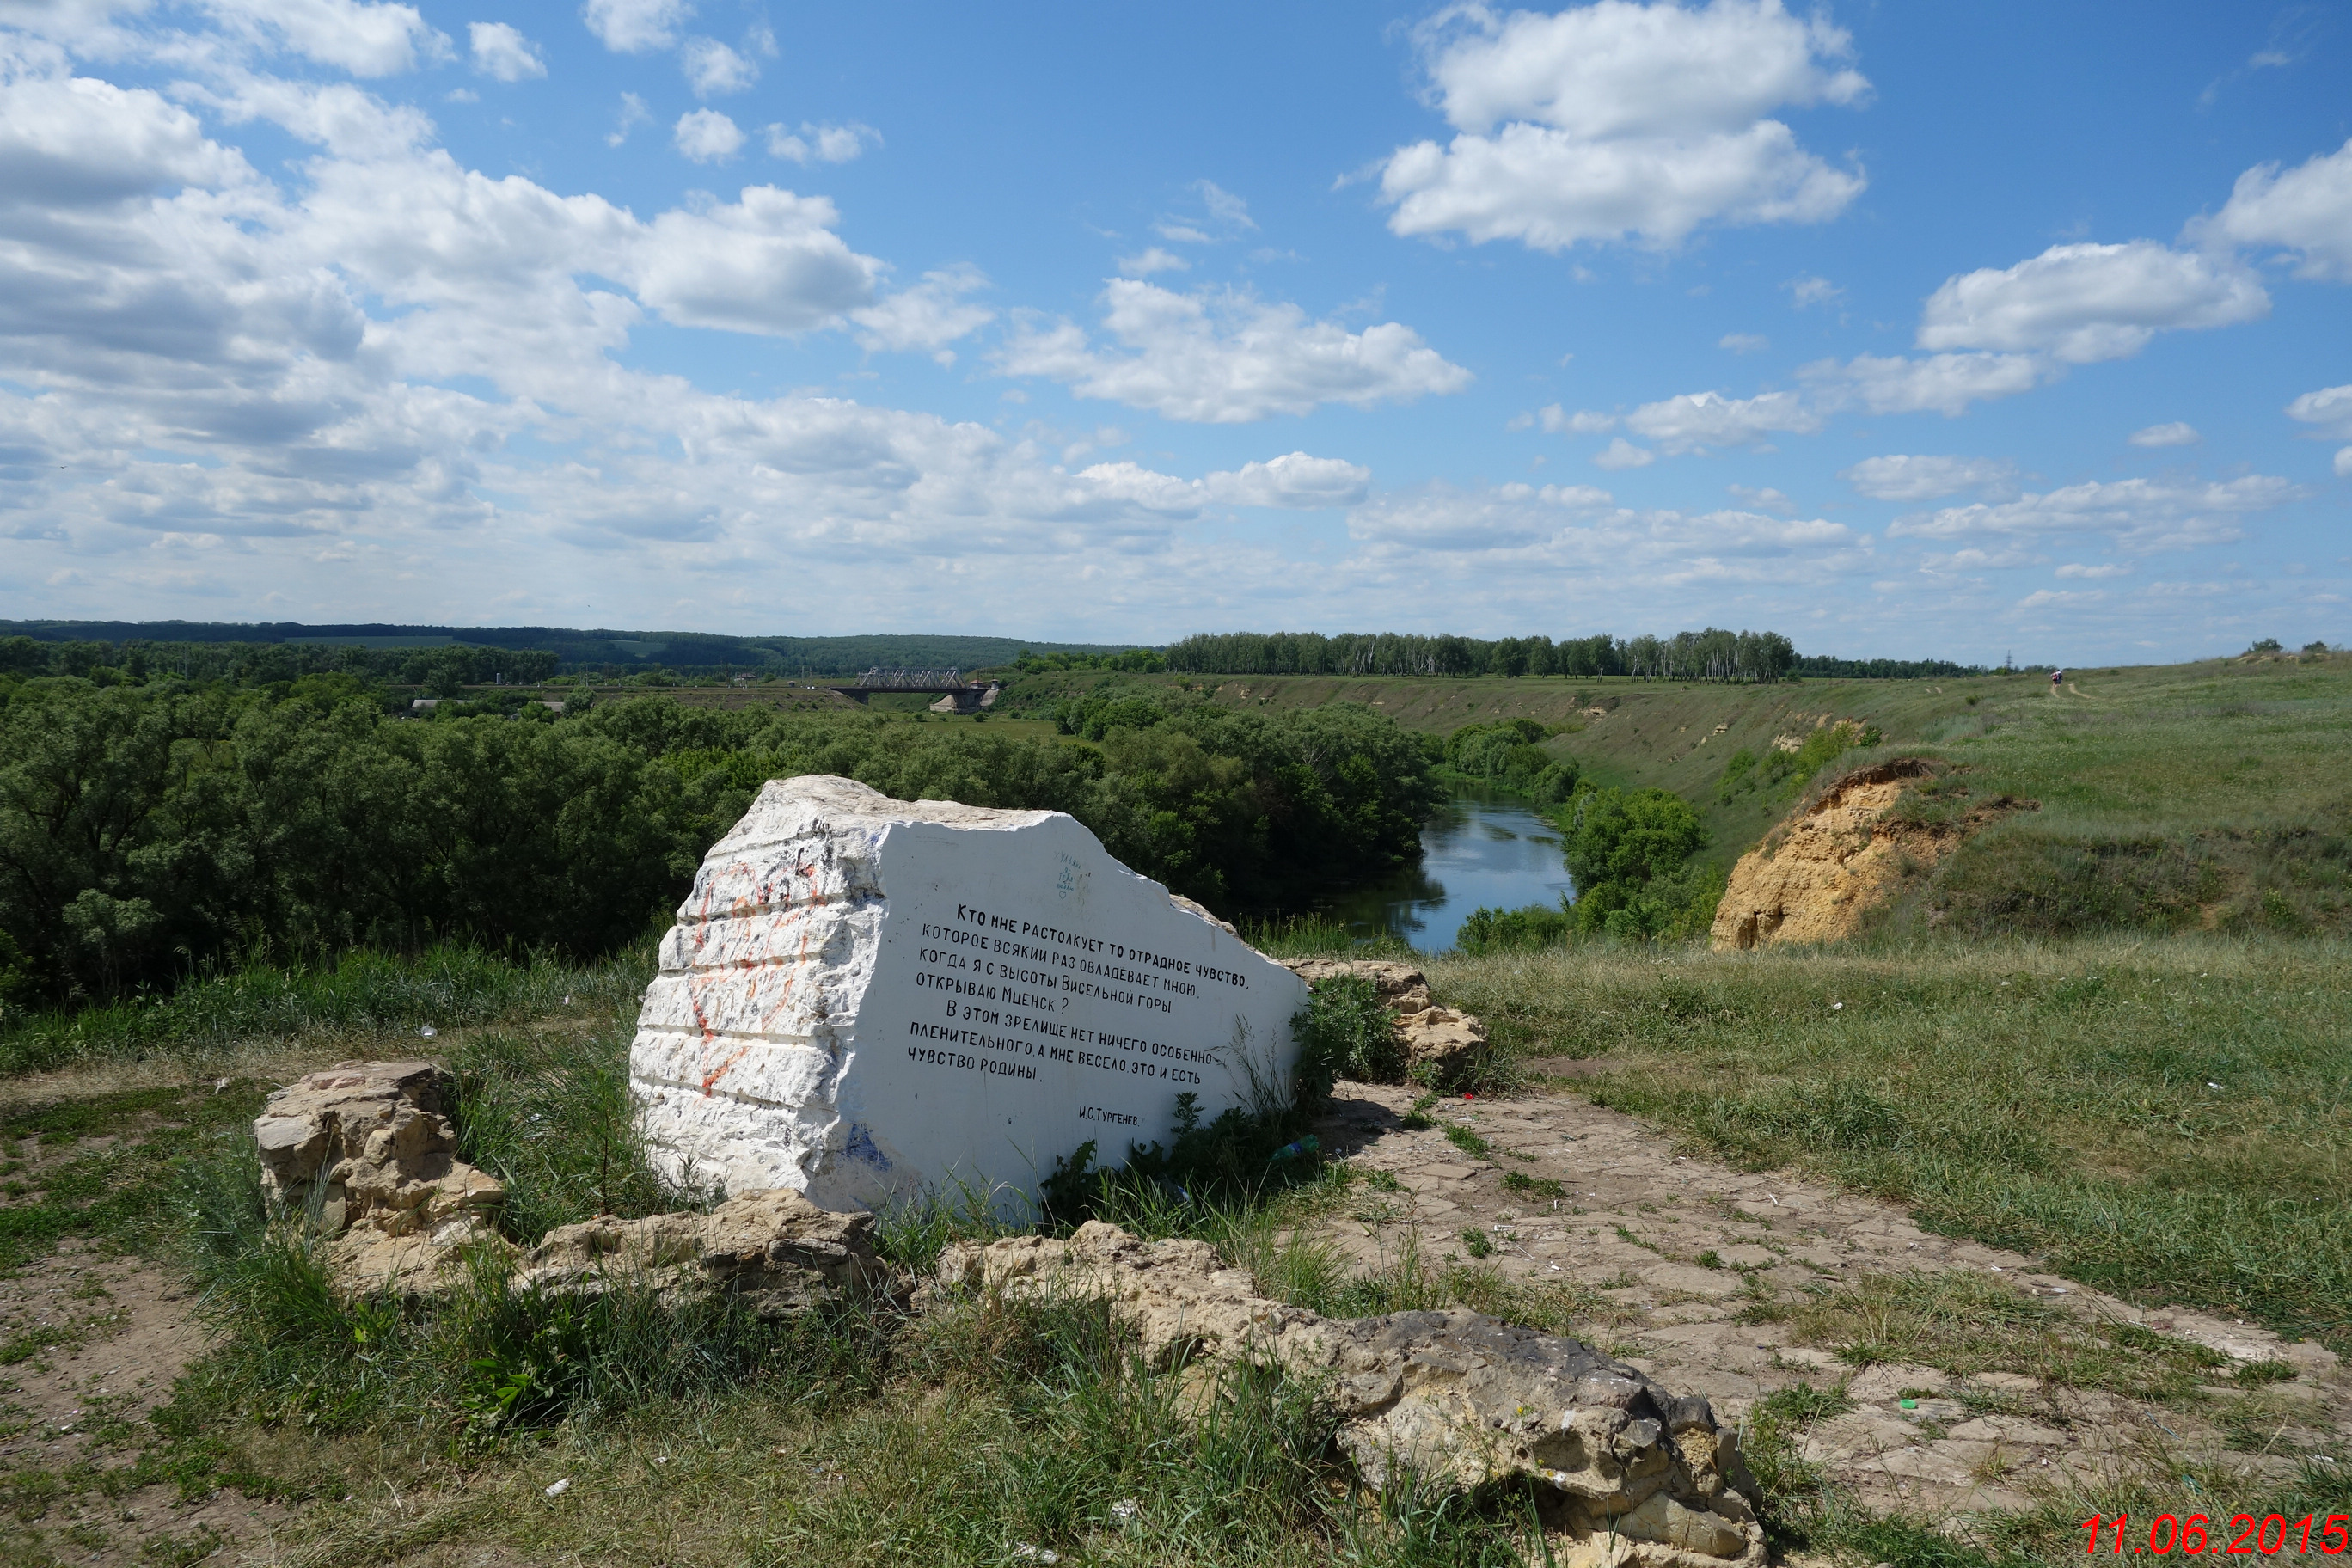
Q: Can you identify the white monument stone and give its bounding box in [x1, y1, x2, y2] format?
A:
[629, 775, 1309, 1212]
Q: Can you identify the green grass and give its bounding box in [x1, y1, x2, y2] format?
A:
[1782, 1270, 2231, 1401]
[0, 942, 650, 1077]
[1037, 653, 2352, 936]
[3, 1008, 1606, 1566]
[1426, 935, 2352, 1351]
[0, 1081, 270, 1271]
[9, 931, 2337, 1564]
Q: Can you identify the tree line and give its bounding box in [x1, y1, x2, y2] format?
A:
[1163, 628, 1807, 682]
[0, 635, 560, 693]
[0, 669, 1436, 1008]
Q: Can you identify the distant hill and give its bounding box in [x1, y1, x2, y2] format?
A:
[0, 621, 1139, 677]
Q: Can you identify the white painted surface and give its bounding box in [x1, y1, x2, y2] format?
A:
[630, 775, 1308, 1212]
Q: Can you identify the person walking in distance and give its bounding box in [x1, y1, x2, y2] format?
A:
[2050, 666, 2064, 695]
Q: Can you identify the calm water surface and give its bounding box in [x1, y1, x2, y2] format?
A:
[1322, 787, 1575, 952]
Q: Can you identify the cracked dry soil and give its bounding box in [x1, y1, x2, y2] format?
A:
[1308, 1079, 2349, 1525]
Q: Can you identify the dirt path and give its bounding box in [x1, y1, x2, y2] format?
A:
[0, 1248, 291, 1566]
[1308, 1080, 2349, 1524]
[0, 1107, 295, 1565]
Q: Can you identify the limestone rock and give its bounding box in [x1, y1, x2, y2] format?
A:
[253, 1059, 505, 1294]
[935, 1220, 1326, 1363]
[517, 1188, 897, 1314]
[630, 775, 1307, 1213]
[936, 1222, 1762, 1568]
[1711, 761, 2018, 951]
[1278, 959, 1488, 1084]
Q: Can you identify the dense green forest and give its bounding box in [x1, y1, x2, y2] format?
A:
[0, 622, 1131, 679]
[1161, 628, 1979, 681]
[3, 622, 1998, 686]
[0, 666, 1436, 1009]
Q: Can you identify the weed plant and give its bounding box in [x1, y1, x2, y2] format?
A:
[1240, 914, 1415, 960]
[1293, 972, 1407, 1084]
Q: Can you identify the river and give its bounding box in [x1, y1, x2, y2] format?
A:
[1320, 786, 1576, 952]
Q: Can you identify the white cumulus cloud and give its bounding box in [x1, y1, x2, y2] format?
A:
[1621, 388, 1816, 453]
[850, 265, 994, 360]
[1841, 455, 2017, 501]
[2204, 137, 2352, 282]
[1786, 273, 1840, 307]
[1803, 352, 2048, 417]
[1917, 241, 2268, 364]
[673, 107, 742, 162]
[1539, 406, 1619, 434]
[680, 36, 756, 96]
[607, 91, 651, 146]
[628, 188, 877, 334]
[1378, 0, 1868, 251]
[767, 121, 877, 164]
[2286, 383, 2352, 438]
[469, 21, 545, 82]
[2287, 385, 2352, 477]
[1118, 248, 1189, 278]
[2128, 421, 2199, 448]
[995, 280, 1473, 423]
[1593, 437, 1652, 469]
[205, 0, 451, 76]
[1889, 475, 2300, 553]
[1072, 454, 1371, 514]
[0, 72, 254, 205]
[582, 0, 690, 53]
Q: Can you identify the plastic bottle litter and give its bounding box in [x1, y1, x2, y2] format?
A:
[1267, 1135, 1320, 1164]
[544, 1478, 572, 1498]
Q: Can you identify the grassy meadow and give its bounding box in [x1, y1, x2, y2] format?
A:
[1005, 648, 2352, 934]
[4, 652, 2349, 1565]
[1430, 935, 2351, 1351]
[8, 929, 2344, 1567]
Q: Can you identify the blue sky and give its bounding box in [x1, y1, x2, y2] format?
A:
[1, 0, 2347, 663]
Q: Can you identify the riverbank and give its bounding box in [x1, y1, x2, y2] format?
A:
[999, 652, 2352, 941]
[1315, 787, 1574, 952]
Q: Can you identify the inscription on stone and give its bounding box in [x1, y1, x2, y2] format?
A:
[630, 775, 1308, 1211]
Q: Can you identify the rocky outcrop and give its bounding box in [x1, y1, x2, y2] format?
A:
[1280, 959, 1487, 1083]
[254, 1062, 900, 1311]
[253, 1060, 506, 1294]
[936, 1222, 1762, 1568]
[1712, 762, 2004, 951]
[517, 1188, 897, 1314]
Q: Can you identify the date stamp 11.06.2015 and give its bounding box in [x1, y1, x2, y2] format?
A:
[2081, 1514, 2348, 1557]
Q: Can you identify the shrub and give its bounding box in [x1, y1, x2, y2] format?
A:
[1457, 899, 1576, 954]
[1560, 786, 1706, 891]
[1290, 973, 1404, 1087]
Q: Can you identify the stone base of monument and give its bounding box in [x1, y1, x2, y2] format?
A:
[629, 775, 1309, 1214]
